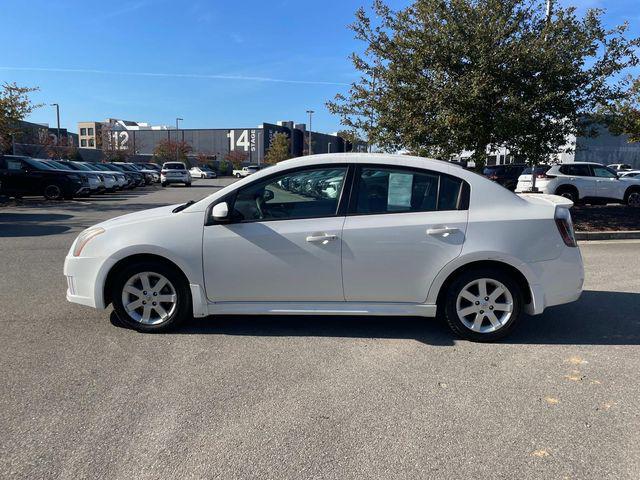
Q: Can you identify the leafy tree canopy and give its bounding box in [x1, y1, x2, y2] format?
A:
[328, 0, 639, 167]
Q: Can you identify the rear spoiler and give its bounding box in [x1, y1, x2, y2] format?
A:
[517, 193, 573, 209]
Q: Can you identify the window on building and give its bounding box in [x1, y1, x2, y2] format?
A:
[80, 128, 87, 136]
[81, 139, 87, 147]
[88, 139, 95, 147]
[88, 128, 94, 136]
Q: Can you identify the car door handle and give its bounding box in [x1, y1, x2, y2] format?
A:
[306, 233, 337, 243]
[427, 227, 460, 236]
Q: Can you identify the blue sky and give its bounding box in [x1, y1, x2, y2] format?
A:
[0, 0, 637, 134]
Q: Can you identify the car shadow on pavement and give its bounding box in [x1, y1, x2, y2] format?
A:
[109, 290, 640, 346]
[0, 212, 74, 237]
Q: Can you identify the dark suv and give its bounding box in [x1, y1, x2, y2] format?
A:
[482, 163, 527, 191]
[0, 155, 90, 200]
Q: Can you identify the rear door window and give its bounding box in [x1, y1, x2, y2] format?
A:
[353, 167, 467, 215]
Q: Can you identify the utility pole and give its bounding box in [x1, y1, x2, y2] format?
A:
[306, 110, 314, 155]
[175, 117, 183, 162]
[50, 103, 60, 145]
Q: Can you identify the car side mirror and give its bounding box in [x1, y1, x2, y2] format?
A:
[263, 189, 275, 202]
[212, 202, 229, 222]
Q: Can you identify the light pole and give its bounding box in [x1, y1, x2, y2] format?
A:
[306, 110, 314, 155]
[175, 117, 183, 162]
[50, 103, 60, 145]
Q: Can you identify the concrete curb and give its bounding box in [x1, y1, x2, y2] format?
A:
[576, 230, 640, 241]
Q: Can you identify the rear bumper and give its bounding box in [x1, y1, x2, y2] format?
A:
[526, 246, 584, 315]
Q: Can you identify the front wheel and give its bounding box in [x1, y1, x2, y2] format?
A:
[43, 184, 64, 200]
[111, 261, 192, 332]
[185, 182, 191, 187]
[625, 189, 640, 207]
[443, 268, 523, 342]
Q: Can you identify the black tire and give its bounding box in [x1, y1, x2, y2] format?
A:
[443, 267, 524, 342]
[235, 173, 241, 178]
[554, 186, 578, 203]
[111, 260, 192, 332]
[161, 182, 167, 187]
[185, 182, 191, 187]
[43, 183, 64, 200]
[624, 188, 640, 207]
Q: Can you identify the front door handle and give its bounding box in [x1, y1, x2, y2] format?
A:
[427, 227, 460, 236]
[306, 233, 337, 243]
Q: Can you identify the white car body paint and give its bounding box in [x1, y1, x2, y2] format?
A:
[64, 153, 584, 320]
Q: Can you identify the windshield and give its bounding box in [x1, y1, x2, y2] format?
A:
[24, 158, 56, 170]
[69, 162, 93, 171]
[46, 160, 70, 170]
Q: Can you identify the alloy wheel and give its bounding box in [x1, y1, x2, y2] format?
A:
[44, 184, 62, 200]
[455, 278, 514, 333]
[121, 271, 177, 325]
[628, 192, 640, 207]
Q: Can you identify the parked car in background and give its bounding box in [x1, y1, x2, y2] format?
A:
[514, 165, 552, 192]
[110, 163, 145, 187]
[608, 163, 633, 172]
[40, 159, 101, 195]
[161, 162, 191, 187]
[65, 153, 584, 342]
[190, 165, 217, 179]
[135, 162, 161, 173]
[233, 165, 259, 178]
[87, 163, 128, 190]
[619, 170, 640, 179]
[52, 160, 119, 193]
[0, 155, 90, 200]
[517, 162, 640, 206]
[482, 163, 527, 191]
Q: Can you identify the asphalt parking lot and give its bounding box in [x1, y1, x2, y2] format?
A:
[1, 179, 639, 480]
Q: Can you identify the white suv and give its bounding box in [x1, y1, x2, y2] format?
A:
[516, 162, 640, 207]
[161, 162, 191, 187]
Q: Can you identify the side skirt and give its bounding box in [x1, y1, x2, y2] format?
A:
[205, 301, 437, 317]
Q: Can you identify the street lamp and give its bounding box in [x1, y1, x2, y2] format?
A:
[175, 117, 183, 162]
[50, 103, 60, 145]
[306, 110, 315, 155]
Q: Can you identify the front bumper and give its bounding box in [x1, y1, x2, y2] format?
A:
[64, 254, 115, 309]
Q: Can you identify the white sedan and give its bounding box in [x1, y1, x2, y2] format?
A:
[190, 166, 217, 179]
[64, 154, 584, 342]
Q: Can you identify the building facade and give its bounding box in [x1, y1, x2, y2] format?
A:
[76, 118, 365, 165]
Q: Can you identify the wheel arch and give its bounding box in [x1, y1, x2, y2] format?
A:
[554, 183, 579, 196]
[624, 184, 640, 201]
[431, 259, 533, 314]
[102, 253, 191, 308]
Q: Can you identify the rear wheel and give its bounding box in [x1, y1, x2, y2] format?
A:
[555, 186, 578, 203]
[443, 268, 523, 342]
[43, 184, 64, 200]
[111, 261, 191, 332]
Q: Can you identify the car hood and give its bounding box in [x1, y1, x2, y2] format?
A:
[98, 204, 181, 229]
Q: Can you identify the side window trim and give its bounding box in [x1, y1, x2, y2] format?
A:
[346, 164, 468, 216]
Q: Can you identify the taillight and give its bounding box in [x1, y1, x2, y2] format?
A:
[555, 208, 577, 247]
[536, 173, 555, 179]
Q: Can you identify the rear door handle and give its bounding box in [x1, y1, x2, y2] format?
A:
[427, 227, 460, 236]
[306, 233, 337, 243]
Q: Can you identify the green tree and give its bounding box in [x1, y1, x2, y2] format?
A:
[328, 0, 639, 169]
[603, 76, 640, 143]
[0, 82, 42, 153]
[153, 138, 193, 162]
[264, 132, 291, 164]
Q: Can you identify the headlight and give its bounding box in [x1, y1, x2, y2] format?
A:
[73, 227, 105, 256]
